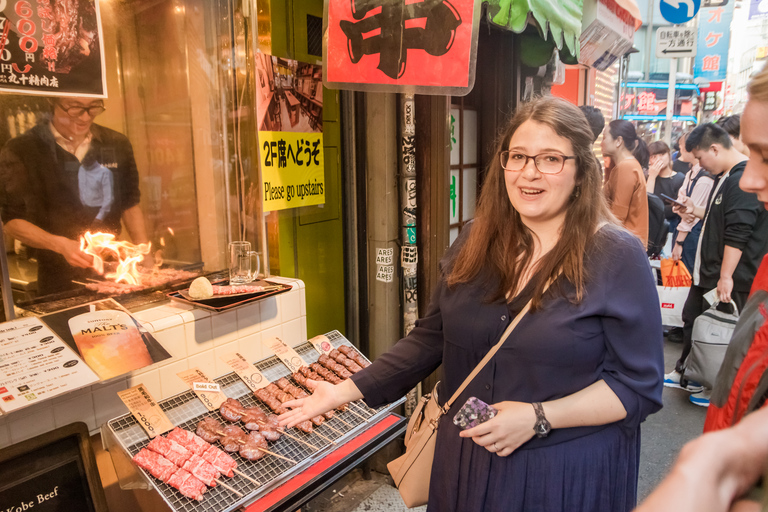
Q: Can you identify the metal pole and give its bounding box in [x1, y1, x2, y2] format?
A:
[665, 57, 677, 145]
[644, 0, 655, 80]
[0, 218, 16, 320]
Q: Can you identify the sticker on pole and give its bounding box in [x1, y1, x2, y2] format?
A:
[656, 27, 697, 58]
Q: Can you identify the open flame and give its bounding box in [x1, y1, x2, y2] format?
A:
[80, 231, 152, 285]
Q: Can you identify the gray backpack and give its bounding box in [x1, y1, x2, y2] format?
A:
[684, 301, 739, 389]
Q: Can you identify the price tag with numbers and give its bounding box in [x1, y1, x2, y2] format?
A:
[265, 337, 306, 373]
[309, 335, 333, 355]
[117, 384, 174, 438]
[177, 368, 228, 411]
[220, 353, 269, 391]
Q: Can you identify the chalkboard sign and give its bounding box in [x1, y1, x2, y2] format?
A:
[0, 422, 107, 512]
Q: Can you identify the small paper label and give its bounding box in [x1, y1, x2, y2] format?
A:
[220, 352, 269, 391]
[265, 337, 306, 373]
[703, 288, 719, 306]
[375, 248, 394, 265]
[375, 264, 395, 282]
[118, 384, 174, 438]
[177, 368, 228, 411]
[309, 335, 333, 355]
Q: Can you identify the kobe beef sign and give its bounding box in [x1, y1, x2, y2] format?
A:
[323, 0, 481, 95]
[0, 0, 107, 97]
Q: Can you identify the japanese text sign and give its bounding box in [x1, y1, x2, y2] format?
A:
[220, 352, 270, 391]
[694, 3, 733, 81]
[0, 0, 107, 96]
[177, 367, 228, 411]
[117, 384, 174, 438]
[656, 27, 697, 58]
[255, 53, 326, 212]
[323, 0, 481, 95]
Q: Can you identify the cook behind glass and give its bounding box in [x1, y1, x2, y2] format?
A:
[0, 97, 148, 296]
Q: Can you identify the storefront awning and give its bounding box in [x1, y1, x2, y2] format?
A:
[484, 0, 584, 57]
[484, 0, 642, 62]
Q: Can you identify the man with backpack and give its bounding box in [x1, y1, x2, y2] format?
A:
[663, 123, 768, 406]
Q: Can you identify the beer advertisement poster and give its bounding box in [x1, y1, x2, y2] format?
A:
[0, 0, 107, 97]
[40, 299, 171, 381]
[255, 52, 325, 212]
[323, 0, 481, 94]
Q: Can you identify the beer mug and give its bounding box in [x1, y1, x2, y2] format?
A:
[228, 241, 260, 285]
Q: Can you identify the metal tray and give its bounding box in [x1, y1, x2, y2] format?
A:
[166, 279, 292, 312]
[107, 331, 403, 512]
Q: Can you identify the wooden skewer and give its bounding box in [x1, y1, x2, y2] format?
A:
[345, 406, 368, 422]
[257, 422, 318, 451]
[233, 469, 260, 486]
[331, 415, 352, 427]
[259, 448, 295, 464]
[216, 479, 243, 496]
[312, 430, 335, 444]
[320, 422, 343, 436]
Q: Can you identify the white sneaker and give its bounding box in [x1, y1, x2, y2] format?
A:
[689, 389, 711, 407]
[663, 370, 704, 393]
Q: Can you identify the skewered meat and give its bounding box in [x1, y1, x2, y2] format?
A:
[202, 444, 237, 478]
[337, 345, 371, 368]
[318, 354, 353, 379]
[220, 398, 248, 422]
[267, 382, 325, 427]
[147, 436, 192, 467]
[167, 467, 207, 501]
[168, 427, 237, 478]
[133, 448, 206, 501]
[168, 428, 209, 456]
[293, 370, 349, 412]
[182, 454, 221, 487]
[259, 415, 283, 441]
[328, 350, 363, 373]
[85, 268, 199, 295]
[298, 366, 324, 381]
[310, 363, 343, 384]
[241, 407, 268, 431]
[196, 418, 224, 443]
[133, 448, 177, 481]
[254, 388, 288, 414]
[277, 377, 334, 420]
[220, 425, 247, 453]
[239, 432, 268, 461]
[211, 284, 270, 295]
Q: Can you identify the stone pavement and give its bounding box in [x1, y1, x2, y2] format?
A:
[302, 336, 707, 512]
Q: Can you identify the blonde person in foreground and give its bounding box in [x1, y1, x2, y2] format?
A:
[635, 64, 768, 512]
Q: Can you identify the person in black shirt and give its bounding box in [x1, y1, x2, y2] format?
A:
[664, 123, 768, 405]
[647, 141, 685, 232]
[0, 97, 148, 296]
[672, 132, 696, 175]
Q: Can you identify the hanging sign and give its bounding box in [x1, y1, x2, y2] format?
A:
[323, 0, 481, 95]
[694, 3, 734, 81]
[255, 52, 325, 212]
[0, 0, 107, 97]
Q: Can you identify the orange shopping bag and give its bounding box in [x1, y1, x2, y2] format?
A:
[660, 258, 692, 288]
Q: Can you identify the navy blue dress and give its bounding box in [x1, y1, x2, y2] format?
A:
[351, 225, 664, 512]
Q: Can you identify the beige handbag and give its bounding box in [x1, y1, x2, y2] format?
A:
[387, 296, 535, 507]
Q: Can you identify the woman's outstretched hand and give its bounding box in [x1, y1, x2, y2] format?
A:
[458, 401, 536, 457]
[277, 378, 364, 428]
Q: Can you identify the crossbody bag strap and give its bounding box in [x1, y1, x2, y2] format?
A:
[439, 277, 556, 414]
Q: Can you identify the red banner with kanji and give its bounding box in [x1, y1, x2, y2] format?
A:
[324, 0, 480, 95]
[0, 0, 106, 97]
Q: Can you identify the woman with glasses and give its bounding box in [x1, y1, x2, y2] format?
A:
[279, 97, 663, 511]
[601, 120, 650, 248]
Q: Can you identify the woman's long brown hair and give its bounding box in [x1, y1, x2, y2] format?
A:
[447, 96, 616, 309]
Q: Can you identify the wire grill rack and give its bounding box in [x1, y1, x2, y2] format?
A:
[107, 331, 402, 512]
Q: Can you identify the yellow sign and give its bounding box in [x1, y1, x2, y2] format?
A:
[260, 131, 325, 212]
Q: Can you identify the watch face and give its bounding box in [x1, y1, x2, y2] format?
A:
[535, 421, 551, 436]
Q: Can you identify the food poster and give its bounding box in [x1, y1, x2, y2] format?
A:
[323, 0, 481, 94]
[255, 52, 325, 212]
[40, 298, 170, 381]
[0, 316, 99, 413]
[0, 0, 107, 97]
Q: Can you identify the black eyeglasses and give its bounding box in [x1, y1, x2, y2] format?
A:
[57, 104, 106, 118]
[500, 151, 576, 175]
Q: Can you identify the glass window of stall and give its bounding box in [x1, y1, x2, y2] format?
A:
[0, 0, 265, 316]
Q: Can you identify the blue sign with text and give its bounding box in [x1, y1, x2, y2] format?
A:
[693, 3, 734, 81]
[660, 0, 702, 23]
